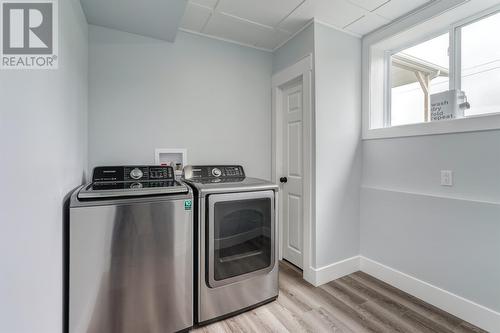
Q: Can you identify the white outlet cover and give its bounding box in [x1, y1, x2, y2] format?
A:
[440, 170, 453, 186]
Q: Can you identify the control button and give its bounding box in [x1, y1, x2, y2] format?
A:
[212, 168, 222, 177]
[130, 168, 144, 180]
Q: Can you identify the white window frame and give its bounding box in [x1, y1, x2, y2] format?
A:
[363, 1, 500, 140]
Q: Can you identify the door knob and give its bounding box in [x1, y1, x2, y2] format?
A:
[280, 177, 288, 183]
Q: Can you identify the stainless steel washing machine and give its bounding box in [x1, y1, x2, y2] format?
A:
[182, 165, 279, 325]
[68, 165, 194, 333]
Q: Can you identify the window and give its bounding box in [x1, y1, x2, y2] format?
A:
[390, 33, 450, 126]
[459, 11, 500, 117]
[366, 5, 500, 136]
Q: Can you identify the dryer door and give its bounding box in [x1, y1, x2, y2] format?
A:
[207, 190, 275, 288]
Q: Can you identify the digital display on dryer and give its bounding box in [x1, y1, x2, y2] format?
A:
[186, 166, 245, 179]
[149, 167, 174, 180]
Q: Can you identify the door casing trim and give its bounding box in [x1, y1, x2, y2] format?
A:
[271, 54, 314, 284]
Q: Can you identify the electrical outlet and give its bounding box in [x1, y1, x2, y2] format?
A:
[441, 170, 453, 186]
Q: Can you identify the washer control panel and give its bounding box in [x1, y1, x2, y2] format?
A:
[183, 165, 245, 180]
[93, 166, 174, 182]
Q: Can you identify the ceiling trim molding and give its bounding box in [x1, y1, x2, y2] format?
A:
[180, 16, 365, 55]
[178, 28, 274, 52]
[273, 18, 363, 54]
[273, 18, 315, 52]
[276, 0, 307, 28]
[314, 19, 362, 38]
[217, 10, 277, 31]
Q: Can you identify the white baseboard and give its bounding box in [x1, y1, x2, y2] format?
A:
[308, 255, 500, 331]
[310, 255, 360, 287]
[359, 256, 500, 333]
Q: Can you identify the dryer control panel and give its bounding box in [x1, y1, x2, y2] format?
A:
[92, 166, 174, 182]
[183, 165, 245, 180]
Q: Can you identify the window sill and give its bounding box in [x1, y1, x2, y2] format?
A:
[363, 112, 500, 140]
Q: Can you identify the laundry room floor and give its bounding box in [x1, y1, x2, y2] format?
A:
[191, 261, 486, 333]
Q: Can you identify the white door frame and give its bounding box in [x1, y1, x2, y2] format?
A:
[272, 54, 314, 283]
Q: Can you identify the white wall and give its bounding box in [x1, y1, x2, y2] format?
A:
[272, 23, 314, 74]
[313, 23, 362, 268]
[361, 131, 500, 313]
[88, 26, 273, 180]
[0, 0, 88, 332]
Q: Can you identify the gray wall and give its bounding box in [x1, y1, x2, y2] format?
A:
[0, 0, 88, 332]
[313, 23, 362, 267]
[88, 26, 273, 180]
[361, 130, 500, 312]
[272, 23, 314, 74]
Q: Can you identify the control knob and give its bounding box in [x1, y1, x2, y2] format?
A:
[212, 168, 222, 177]
[130, 182, 143, 189]
[130, 168, 144, 180]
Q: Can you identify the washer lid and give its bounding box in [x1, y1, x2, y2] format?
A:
[183, 177, 278, 194]
[78, 180, 188, 199]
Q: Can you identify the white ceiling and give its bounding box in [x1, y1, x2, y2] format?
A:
[81, 0, 187, 42]
[180, 0, 434, 51]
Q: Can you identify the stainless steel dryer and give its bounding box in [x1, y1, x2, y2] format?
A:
[68, 165, 194, 333]
[182, 165, 279, 325]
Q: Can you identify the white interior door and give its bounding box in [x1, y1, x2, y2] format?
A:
[281, 79, 304, 269]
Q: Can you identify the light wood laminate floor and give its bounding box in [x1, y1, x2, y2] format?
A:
[191, 261, 487, 333]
